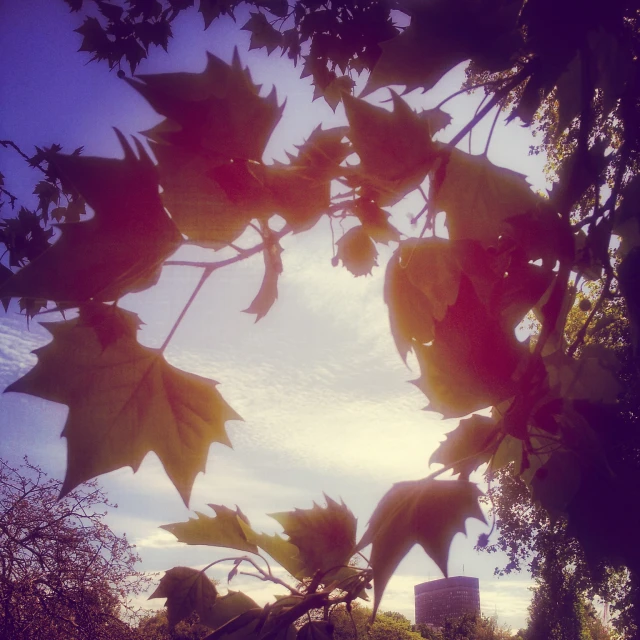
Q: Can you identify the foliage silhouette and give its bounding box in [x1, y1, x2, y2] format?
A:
[1, 0, 639, 637]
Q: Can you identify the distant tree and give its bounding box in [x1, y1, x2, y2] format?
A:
[137, 610, 212, 639]
[0, 458, 150, 640]
[438, 613, 511, 640]
[330, 603, 423, 640]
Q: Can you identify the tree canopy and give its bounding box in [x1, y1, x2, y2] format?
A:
[1, 0, 639, 638]
[0, 458, 149, 639]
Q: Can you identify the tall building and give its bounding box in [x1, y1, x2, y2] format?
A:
[414, 576, 480, 627]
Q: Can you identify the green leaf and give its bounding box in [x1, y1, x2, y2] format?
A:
[529, 451, 582, 516]
[351, 199, 400, 245]
[435, 149, 545, 248]
[150, 142, 253, 248]
[412, 276, 528, 418]
[343, 91, 436, 184]
[149, 566, 218, 627]
[365, 1, 520, 94]
[203, 591, 259, 630]
[544, 347, 621, 404]
[128, 50, 283, 163]
[0, 135, 181, 304]
[269, 495, 357, 577]
[237, 519, 306, 579]
[5, 312, 241, 506]
[161, 504, 258, 553]
[297, 621, 335, 640]
[242, 12, 284, 55]
[357, 479, 485, 615]
[266, 126, 350, 232]
[335, 227, 378, 277]
[76, 303, 143, 351]
[430, 415, 500, 480]
[199, 0, 238, 30]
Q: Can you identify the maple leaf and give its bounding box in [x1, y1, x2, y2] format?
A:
[412, 276, 528, 418]
[335, 227, 378, 277]
[434, 148, 545, 248]
[75, 17, 110, 55]
[5, 312, 241, 505]
[128, 50, 283, 163]
[352, 199, 400, 245]
[150, 142, 255, 247]
[243, 236, 283, 321]
[384, 238, 460, 361]
[357, 479, 485, 615]
[544, 346, 621, 405]
[343, 91, 435, 184]
[199, 0, 239, 29]
[265, 126, 350, 232]
[297, 621, 335, 640]
[242, 12, 284, 55]
[314, 75, 355, 111]
[161, 504, 258, 553]
[269, 495, 357, 577]
[365, 0, 520, 95]
[203, 591, 260, 631]
[237, 519, 306, 579]
[76, 303, 143, 351]
[0, 134, 181, 303]
[430, 415, 500, 480]
[149, 566, 218, 627]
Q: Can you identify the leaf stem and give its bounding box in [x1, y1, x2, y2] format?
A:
[160, 267, 212, 353]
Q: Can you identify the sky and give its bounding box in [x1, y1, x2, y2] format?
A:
[0, 0, 550, 631]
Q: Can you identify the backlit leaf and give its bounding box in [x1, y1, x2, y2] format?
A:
[128, 50, 283, 162]
[336, 227, 378, 277]
[149, 566, 218, 627]
[343, 91, 435, 183]
[357, 479, 485, 615]
[412, 277, 528, 418]
[242, 12, 284, 55]
[297, 621, 335, 640]
[161, 504, 258, 553]
[270, 495, 357, 577]
[203, 591, 259, 630]
[430, 415, 500, 480]
[0, 136, 181, 303]
[5, 312, 241, 505]
[237, 519, 305, 579]
[150, 142, 254, 247]
[434, 149, 544, 247]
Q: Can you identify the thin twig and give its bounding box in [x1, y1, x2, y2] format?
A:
[448, 72, 527, 149]
[0, 140, 46, 174]
[483, 101, 503, 156]
[433, 80, 499, 110]
[160, 267, 212, 352]
[469, 93, 490, 154]
[0, 187, 18, 208]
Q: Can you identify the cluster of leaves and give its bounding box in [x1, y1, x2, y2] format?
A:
[0, 140, 87, 317]
[0, 458, 150, 640]
[2, 0, 640, 636]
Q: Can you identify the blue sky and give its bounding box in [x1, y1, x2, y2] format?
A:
[0, 0, 548, 630]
